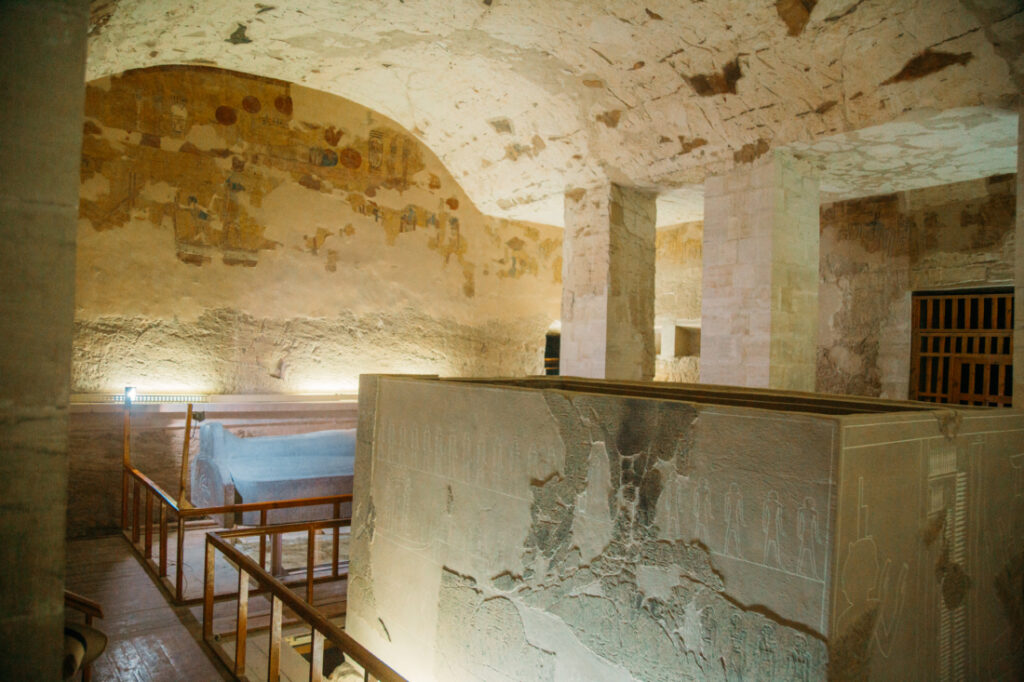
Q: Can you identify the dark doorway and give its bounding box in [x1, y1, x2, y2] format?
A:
[544, 333, 560, 375]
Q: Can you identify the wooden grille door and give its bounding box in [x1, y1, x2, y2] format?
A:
[910, 290, 1014, 406]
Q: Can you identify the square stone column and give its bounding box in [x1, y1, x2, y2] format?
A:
[560, 185, 656, 380]
[1015, 103, 1023, 408]
[700, 152, 819, 390]
[0, 2, 88, 679]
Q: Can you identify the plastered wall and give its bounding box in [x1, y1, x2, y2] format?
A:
[75, 65, 562, 395]
[817, 174, 1016, 398]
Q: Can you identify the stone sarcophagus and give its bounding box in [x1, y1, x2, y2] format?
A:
[191, 422, 356, 525]
[346, 375, 1024, 681]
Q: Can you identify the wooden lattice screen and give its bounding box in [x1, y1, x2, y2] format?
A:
[910, 290, 1014, 406]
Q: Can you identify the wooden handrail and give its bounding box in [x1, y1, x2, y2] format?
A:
[124, 465, 353, 517]
[64, 590, 103, 621]
[215, 518, 350, 539]
[186, 494, 353, 517]
[122, 461, 354, 604]
[124, 467, 180, 511]
[205, 529, 406, 682]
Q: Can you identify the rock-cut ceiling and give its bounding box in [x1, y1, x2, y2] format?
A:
[87, 0, 1023, 226]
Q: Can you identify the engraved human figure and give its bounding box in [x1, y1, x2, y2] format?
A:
[762, 490, 785, 568]
[699, 605, 717, 657]
[756, 624, 776, 680]
[726, 613, 746, 682]
[693, 478, 713, 544]
[797, 496, 822, 578]
[836, 478, 909, 660]
[723, 482, 744, 558]
[787, 634, 810, 682]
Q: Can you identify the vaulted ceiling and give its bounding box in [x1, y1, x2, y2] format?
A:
[87, 0, 1023, 225]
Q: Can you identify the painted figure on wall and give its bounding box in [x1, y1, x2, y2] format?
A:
[368, 131, 384, 170]
[399, 206, 416, 233]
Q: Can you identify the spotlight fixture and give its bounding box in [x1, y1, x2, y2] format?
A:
[124, 386, 137, 405]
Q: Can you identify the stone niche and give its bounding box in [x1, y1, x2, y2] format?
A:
[347, 375, 1024, 681]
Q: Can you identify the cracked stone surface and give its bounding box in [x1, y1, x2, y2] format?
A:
[348, 378, 846, 680]
[349, 376, 1024, 681]
[86, 0, 1023, 226]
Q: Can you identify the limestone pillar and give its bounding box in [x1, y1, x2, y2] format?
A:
[560, 185, 656, 380]
[1015, 103, 1023, 408]
[0, 2, 88, 678]
[700, 152, 819, 390]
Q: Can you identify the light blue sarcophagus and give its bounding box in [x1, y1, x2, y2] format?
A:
[191, 422, 356, 526]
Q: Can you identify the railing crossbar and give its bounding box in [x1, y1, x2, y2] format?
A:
[204, 529, 405, 682]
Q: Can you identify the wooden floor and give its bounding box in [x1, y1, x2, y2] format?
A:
[66, 535, 233, 681]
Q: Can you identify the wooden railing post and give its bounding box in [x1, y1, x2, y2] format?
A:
[159, 504, 168, 577]
[309, 629, 324, 682]
[235, 568, 249, 676]
[306, 526, 316, 604]
[271, 532, 283, 577]
[268, 594, 282, 682]
[144, 490, 153, 558]
[332, 501, 341, 578]
[178, 403, 193, 507]
[176, 515, 185, 602]
[259, 509, 268, 569]
[121, 397, 131, 529]
[121, 469, 128, 531]
[202, 540, 215, 641]
[131, 479, 141, 544]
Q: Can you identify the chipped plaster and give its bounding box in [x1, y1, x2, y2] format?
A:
[86, 0, 1023, 227]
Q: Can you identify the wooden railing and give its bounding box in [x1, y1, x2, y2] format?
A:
[64, 590, 104, 682]
[122, 464, 351, 603]
[204, 522, 406, 682]
[120, 400, 353, 603]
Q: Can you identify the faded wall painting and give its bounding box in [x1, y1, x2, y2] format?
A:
[75, 65, 562, 394]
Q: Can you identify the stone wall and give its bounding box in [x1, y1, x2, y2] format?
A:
[654, 221, 702, 382]
[75, 65, 562, 395]
[817, 174, 1016, 398]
